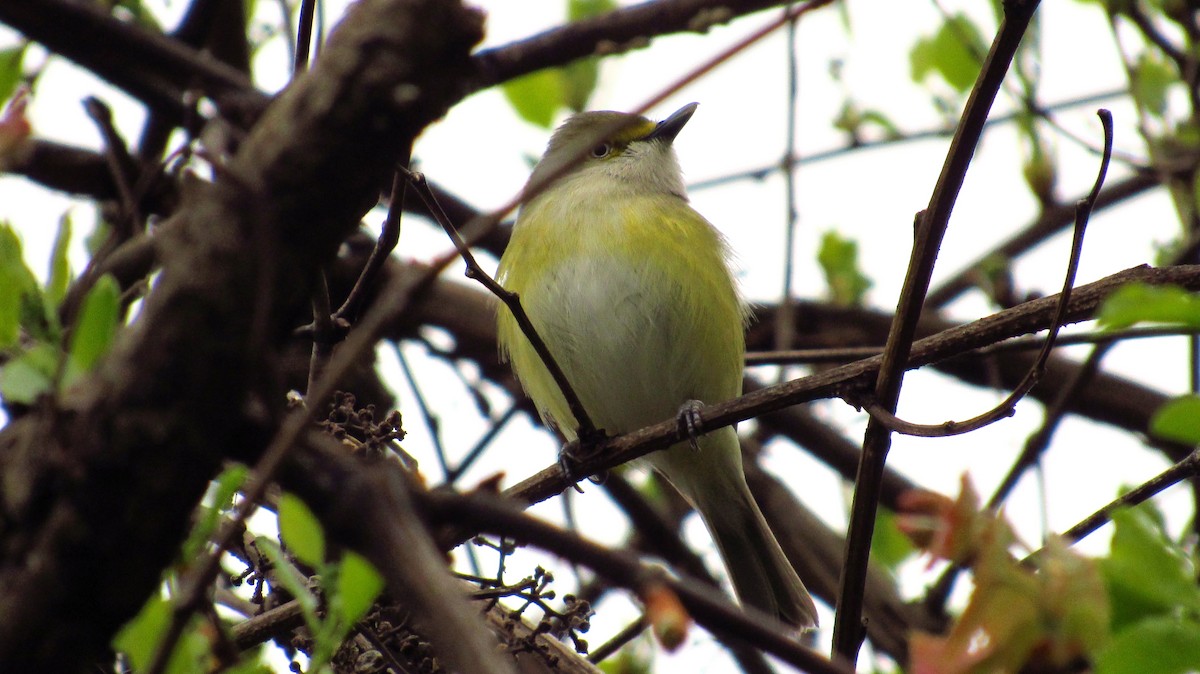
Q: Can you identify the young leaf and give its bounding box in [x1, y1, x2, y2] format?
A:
[1096, 616, 1200, 674]
[1149, 394, 1200, 444]
[0, 45, 26, 107]
[817, 230, 871, 307]
[910, 14, 986, 93]
[278, 492, 326, 567]
[46, 213, 72, 309]
[871, 508, 916, 573]
[256, 537, 320, 619]
[0, 223, 40, 349]
[0, 342, 58, 404]
[1096, 283, 1200, 329]
[180, 465, 249, 563]
[336, 551, 384, 626]
[60, 274, 121, 392]
[1132, 51, 1177, 119]
[1102, 505, 1200, 629]
[113, 595, 211, 674]
[503, 68, 564, 129]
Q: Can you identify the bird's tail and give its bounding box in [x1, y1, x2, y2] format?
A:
[694, 478, 819, 630]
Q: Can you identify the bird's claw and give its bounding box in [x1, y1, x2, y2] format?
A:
[677, 399, 706, 452]
[558, 429, 608, 491]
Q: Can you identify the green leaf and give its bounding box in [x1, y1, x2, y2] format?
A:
[337, 551, 384, 626]
[278, 492, 325, 567]
[817, 230, 872, 307]
[0, 45, 26, 105]
[567, 0, 616, 20]
[504, 0, 612, 125]
[113, 595, 170, 671]
[503, 68, 564, 128]
[910, 14, 986, 93]
[1132, 51, 1176, 119]
[1096, 616, 1200, 674]
[1102, 506, 1200, 630]
[871, 508, 916, 572]
[1150, 395, 1200, 444]
[0, 342, 58, 405]
[561, 57, 599, 113]
[0, 223, 40, 349]
[180, 465, 249, 563]
[46, 213, 72, 309]
[113, 595, 211, 674]
[1096, 283, 1200, 329]
[60, 274, 121, 392]
[257, 537, 320, 619]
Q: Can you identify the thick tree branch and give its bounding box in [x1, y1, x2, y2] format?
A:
[471, 0, 804, 92]
[0, 0, 483, 670]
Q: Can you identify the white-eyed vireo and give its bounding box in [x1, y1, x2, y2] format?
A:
[497, 103, 817, 629]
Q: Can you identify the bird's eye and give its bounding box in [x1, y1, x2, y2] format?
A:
[590, 143, 612, 158]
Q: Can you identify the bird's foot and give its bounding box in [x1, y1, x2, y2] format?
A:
[677, 399, 706, 452]
[559, 429, 609, 491]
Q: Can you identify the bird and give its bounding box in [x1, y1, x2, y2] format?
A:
[496, 103, 818, 629]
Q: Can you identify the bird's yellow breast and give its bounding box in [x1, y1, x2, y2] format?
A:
[496, 187, 746, 439]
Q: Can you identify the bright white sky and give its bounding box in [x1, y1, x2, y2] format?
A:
[0, 0, 1192, 671]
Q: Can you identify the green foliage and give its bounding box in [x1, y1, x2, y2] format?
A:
[113, 596, 212, 674]
[1096, 503, 1200, 673]
[502, 0, 615, 127]
[0, 217, 122, 406]
[1097, 283, 1200, 329]
[1096, 616, 1200, 674]
[1149, 395, 1200, 444]
[0, 223, 41, 349]
[833, 100, 901, 141]
[0, 44, 26, 105]
[269, 493, 385, 671]
[1100, 505, 1200, 630]
[0, 342, 58, 404]
[817, 230, 871, 307]
[336, 551, 385, 627]
[870, 508, 916, 574]
[1132, 51, 1177, 120]
[60, 274, 121, 392]
[179, 465, 249, 563]
[909, 13, 987, 94]
[504, 69, 567, 129]
[278, 492, 326, 567]
[46, 214, 72, 309]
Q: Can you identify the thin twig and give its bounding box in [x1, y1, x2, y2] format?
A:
[745, 325, 1200, 366]
[858, 111, 1114, 438]
[306, 273, 334, 399]
[334, 168, 408, 323]
[446, 404, 519, 485]
[395, 343, 450, 480]
[833, 2, 1042, 660]
[688, 89, 1131, 193]
[83, 97, 141, 238]
[774, 2, 802, 380]
[402, 169, 600, 440]
[293, 0, 318, 73]
[587, 616, 649, 663]
[1056, 449, 1200, 547]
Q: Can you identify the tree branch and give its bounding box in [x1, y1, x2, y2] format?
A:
[0, 0, 483, 669]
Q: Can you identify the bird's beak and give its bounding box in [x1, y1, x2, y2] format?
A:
[647, 102, 699, 144]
